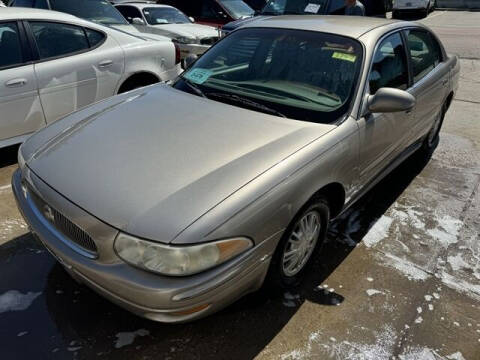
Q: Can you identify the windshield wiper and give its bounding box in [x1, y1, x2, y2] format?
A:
[181, 77, 207, 98]
[207, 92, 286, 118]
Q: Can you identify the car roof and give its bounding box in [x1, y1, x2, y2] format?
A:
[115, 2, 174, 10]
[0, 7, 81, 22]
[239, 15, 412, 39]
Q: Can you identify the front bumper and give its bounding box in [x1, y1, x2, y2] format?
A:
[12, 168, 276, 323]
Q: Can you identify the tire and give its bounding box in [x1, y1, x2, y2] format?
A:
[266, 197, 330, 290]
[419, 102, 447, 155]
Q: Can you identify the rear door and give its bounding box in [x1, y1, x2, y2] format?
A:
[0, 21, 45, 145]
[403, 28, 449, 143]
[357, 31, 412, 182]
[26, 21, 124, 123]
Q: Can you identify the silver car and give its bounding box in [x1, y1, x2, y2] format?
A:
[13, 16, 459, 323]
[0, 8, 180, 148]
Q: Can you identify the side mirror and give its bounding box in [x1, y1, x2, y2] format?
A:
[184, 53, 198, 69]
[189, 16, 195, 22]
[131, 17, 145, 26]
[367, 88, 416, 113]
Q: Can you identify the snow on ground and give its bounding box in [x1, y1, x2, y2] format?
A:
[0, 290, 41, 313]
[114, 329, 150, 349]
[362, 216, 393, 248]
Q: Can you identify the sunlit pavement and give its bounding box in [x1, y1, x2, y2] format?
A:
[0, 10, 479, 360]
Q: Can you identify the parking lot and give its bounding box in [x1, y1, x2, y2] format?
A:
[0, 10, 479, 360]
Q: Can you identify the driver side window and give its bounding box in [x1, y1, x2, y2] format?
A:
[369, 32, 409, 94]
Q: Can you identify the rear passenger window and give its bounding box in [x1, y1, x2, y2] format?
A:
[406, 29, 442, 83]
[369, 32, 408, 94]
[30, 22, 89, 59]
[0, 22, 23, 68]
[85, 28, 105, 48]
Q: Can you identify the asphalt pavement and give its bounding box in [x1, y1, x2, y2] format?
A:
[0, 10, 479, 360]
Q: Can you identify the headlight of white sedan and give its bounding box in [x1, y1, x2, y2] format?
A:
[114, 233, 253, 276]
[173, 36, 198, 44]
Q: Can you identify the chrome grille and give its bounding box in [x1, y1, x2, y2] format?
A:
[200, 36, 219, 45]
[29, 188, 98, 254]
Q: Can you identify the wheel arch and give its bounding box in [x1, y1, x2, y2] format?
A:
[306, 182, 346, 219]
[117, 71, 161, 94]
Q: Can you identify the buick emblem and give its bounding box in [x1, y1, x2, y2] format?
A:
[43, 205, 55, 222]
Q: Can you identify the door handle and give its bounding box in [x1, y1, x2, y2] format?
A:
[5, 78, 27, 88]
[98, 60, 113, 68]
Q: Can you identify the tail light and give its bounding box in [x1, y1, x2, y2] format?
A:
[174, 42, 181, 65]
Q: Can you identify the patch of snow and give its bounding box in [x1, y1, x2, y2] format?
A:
[0, 290, 41, 313]
[440, 271, 480, 301]
[367, 277, 374, 282]
[447, 254, 470, 271]
[424, 295, 433, 301]
[428, 304, 434, 311]
[417, 307, 422, 314]
[414, 316, 423, 324]
[366, 289, 384, 296]
[399, 347, 439, 360]
[446, 351, 467, 360]
[433, 292, 440, 299]
[282, 300, 296, 308]
[281, 325, 397, 360]
[68, 346, 82, 352]
[284, 292, 299, 300]
[427, 215, 462, 248]
[381, 253, 430, 281]
[17, 331, 28, 337]
[453, 322, 460, 327]
[114, 329, 149, 349]
[363, 216, 393, 248]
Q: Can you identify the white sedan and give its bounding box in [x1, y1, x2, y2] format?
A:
[0, 8, 181, 149]
[115, 3, 220, 58]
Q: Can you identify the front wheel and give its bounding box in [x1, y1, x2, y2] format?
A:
[420, 102, 447, 154]
[267, 197, 330, 289]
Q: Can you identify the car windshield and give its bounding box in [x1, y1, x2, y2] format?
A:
[219, 0, 255, 18]
[261, 0, 329, 15]
[143, 7, 191, 25]
[174, 28, 362, 123]
[49, 0, 128, 25]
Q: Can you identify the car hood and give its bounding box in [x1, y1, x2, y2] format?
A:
[222, 15, 269, 32]
[150, 23, 219, 39]
[25, 85, 334, 243]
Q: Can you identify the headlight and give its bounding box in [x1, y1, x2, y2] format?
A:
[173, 36, 197, 44]
[114, 233, 253, 276]
[17, 146, 26, 170]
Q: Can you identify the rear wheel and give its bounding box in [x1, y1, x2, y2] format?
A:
[267, 197, 330, 289]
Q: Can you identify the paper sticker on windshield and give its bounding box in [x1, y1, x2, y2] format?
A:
[332, 52, 357, 62]
[183, 68, 213, 84]
[304, 3, 321, 13]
